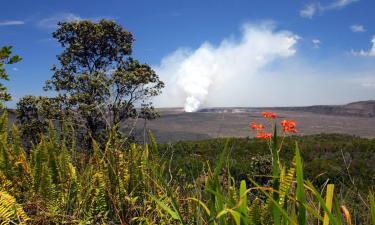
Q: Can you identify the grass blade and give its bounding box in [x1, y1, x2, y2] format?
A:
[323, 184, 335, 225]
[239, 180, 249, 225]
[369, 191, 375, 225]
[151, 195, 179, 220]
[271, 125, 281, 225]
[295, 142, 307, 225]
[306, 181, 338, 225]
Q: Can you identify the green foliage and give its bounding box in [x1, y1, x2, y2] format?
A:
[1, 112, 169, 224]
[42, 19, 164, 146]
[323, 184, 335, 225]
[156, 134, 375, 223]
[158, 134, 375, 191]
[4, 15, 373, 225]
[1, 110, 375, 224]
[370, 191, 375, 225]
[295, 143, 306, 225]
[0, 190, 29, 225]
[0, 46, 21, 108]
[16, 95, 65, 147]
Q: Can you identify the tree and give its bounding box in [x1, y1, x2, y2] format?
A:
[0, 46, 21, 107]
[16, 95, 64, 146]
[44, 19, 164, 145]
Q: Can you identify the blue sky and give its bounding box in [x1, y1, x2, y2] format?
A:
[1, 0, 375, 108]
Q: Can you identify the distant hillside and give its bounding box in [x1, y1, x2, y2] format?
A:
[271, 100, 375, 118]
[198, 100, 375, 118]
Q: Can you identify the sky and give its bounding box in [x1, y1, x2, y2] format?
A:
[1, 0, 375, 110]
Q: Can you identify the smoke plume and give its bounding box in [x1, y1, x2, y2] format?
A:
[154, 23, 298, 112]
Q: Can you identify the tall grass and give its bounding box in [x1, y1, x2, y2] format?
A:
[0, 111, 373, 224]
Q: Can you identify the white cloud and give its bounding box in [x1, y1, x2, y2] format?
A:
[312, 39, 321, 48]
[300, 3, 319, 19]
[38, 13, 116, 29]
[300, 0, 359, 18]
[12, 68, 19, 71]
[351, 24, 365, 32]
[351, 36, 375, 56]
[0, 20, 25, 26]
[154, 23, 299, 111]
[154, 23, 375, 109]
[327, 0, 359, 9]
[38, 13, 82, 29]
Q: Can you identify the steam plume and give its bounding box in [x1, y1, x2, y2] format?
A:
[155, 23, 298, 112]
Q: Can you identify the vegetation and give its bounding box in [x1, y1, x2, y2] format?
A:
[158, 133, 375, 190]
[16, 96, 63, 146]
[158, 134, 375, 224]
[0, 46, 21, 108]
[17, 19, 164, 148]
[1, 19, 375, 225]
[0, 110, 375, 224]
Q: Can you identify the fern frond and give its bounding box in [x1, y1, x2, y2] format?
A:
[89, 172, 108, 222]
[279, 160, 296, 207]
[249, 198, 262, 225]
[0, 112, 8, 138]
[0, 190, 29, 224]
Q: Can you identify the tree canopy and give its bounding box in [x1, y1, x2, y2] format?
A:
[0, 46, 21, 107]
[17, 19, 164, 147]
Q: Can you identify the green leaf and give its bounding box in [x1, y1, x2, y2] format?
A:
[323, 184, 335, 225]
[271, 124, 281, 225]
[8, 55, 22, 64]
[306, 181, 338, 225]
[295, 143, 306, 225]
[148, 131, 158, 156]
[239, 180, 249, 225]
[369, 191, 375, 225]
[151, 196, 179, 220]
[216, 209, 241, 225]
[228, 209, 242, 225]
[188, 197, 211, 216]
[248, 177, 297, 225]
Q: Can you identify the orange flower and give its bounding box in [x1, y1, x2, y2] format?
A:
[262, 112, 277, 119]
[256, 131, 272, 139]
[249, 122, 264, 130]
[281, 120, 298, 133]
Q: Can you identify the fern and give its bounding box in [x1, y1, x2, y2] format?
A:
[249, 198, 262, 225]
[58, 140, 71, 185]
[31, 138, 57, 202]
[39, 164, 56, 201]
[46, 123, 61, 186]
[89, 172, 108, 223]
[279, 160, 296, 208]
[0, 190, 29, 225]
[0, 112, 8, 138]
[0, 134, 11, 179]
[10, 125, 30, 176]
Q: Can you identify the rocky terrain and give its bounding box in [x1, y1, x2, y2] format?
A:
[265, 100, 375, 118]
